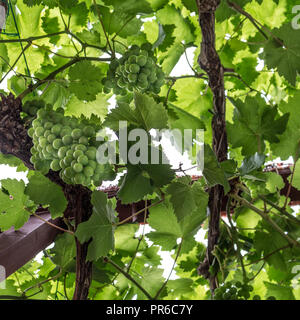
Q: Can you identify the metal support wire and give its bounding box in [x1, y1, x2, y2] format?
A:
[8, 0, 31, 78]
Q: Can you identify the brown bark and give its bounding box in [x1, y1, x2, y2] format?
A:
[195, 0, 228, 293]
[0, 94, 93, 300]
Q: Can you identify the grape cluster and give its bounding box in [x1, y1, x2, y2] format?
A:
[214, 281, 254, 300]
[27, 105, 103, 187]
[102, 43, 165, 95]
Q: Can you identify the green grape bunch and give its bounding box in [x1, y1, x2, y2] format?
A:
[27, 104, 104, 187]
[102, 43, 165, 95]
[214, 281, 255, 300]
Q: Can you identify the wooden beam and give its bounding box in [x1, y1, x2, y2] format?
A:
[0, 213, 63, 278]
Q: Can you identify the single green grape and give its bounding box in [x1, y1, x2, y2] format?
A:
[141, 43, 152, 51]
[88, 160, 97, 170]
[62, 135, 73, 145]
[75, 144, 87, 152]
[28, 127, 34, 138]
[71, 129, 82, 140]
[51, 124, 62, 135]
[140, 50, 148, 57]
[128, 73, 138, 83]
[78, 155, 89, 166]
[83, 126, 95, 137]
[32, 119, 42, 129]
[50, 159, 61, 171]
[43, 129, 51, 138]
[137, 56, 147, 66]
[86, 148, 97, 160]
[84, 166, 94, 177]
[64, 167, 75, 179]
[73, 162, 83, 173]
[60, 127, 72, 138]
[66, 149, 74, 157]
[78, 136, 89, 145]
[53, 139, 63, 149]
[46, 145, 55, 154]
[35, 127, 45, 137]
[128, 55, 137, 64]
[74, 173, 85, 185]
[59, 159, 66, 170]
[64, 155, 74, 166]
[39, 137, 48, 148]
[58, 146, 68, 158]
[129, 64, 140, 73]
[44, 122, 53, 130]
[73, 150, 84, 159]
[47, 134, 56, 144]
[117, 78, 127, 89]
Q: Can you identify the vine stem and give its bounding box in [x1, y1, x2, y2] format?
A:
[153, 240, 183, 300]
[231, 194, 300, 248]
[17, 56, 111, 100]
[126, 200, 148, 273]
[30, 211, 74, 235]
[245, 244, 291, 267]
[226, 1, 285, 47]
[0, 31, 66, 43]
[258, 195, 300, 227]
[0, 42, 31, 84]
[103, 257, 154, 300]
[92, 0, 114, 56]
[22, 267, 63, 296]
[226, 198, 247, 282]
[165, 74, 207, 81]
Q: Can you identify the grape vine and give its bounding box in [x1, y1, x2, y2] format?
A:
[0, 0, 299, 302]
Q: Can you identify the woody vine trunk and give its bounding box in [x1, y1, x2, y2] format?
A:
[196, 0, 228, 293]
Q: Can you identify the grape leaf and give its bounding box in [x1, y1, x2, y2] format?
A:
[96, 6, 143, 39]
[238, 153, 266, 175]
[166, 178, 208, 225]
[0, 153, 27, 172]
[41, 9, 61, 44]
[75, 191, 116, 261]
[134, 92, 168, 131]
[104, 93, 168, 132]
[114, 224, 141, 255]
[68, 61, 106, 101]
[51, 233, 76, 270]
[156, 4, 194, 44]
[292, 161, 300, 191]
[25, 171, 67, 219]
[118, 163, 175, 204]
[147, 202, 182, 250]
[271, 92, 300, 160]
[65, 93, 110, 120]
[103, 102, 139, 130]
[202, 144, 230, 193]
[262, 23, 300, 86]
[253, 228, 288, 272]
[264, 282, 295, 300]
[0, 179, 32, 231]
[227, 95, 289, 156]
[101, 0, 153, 15]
